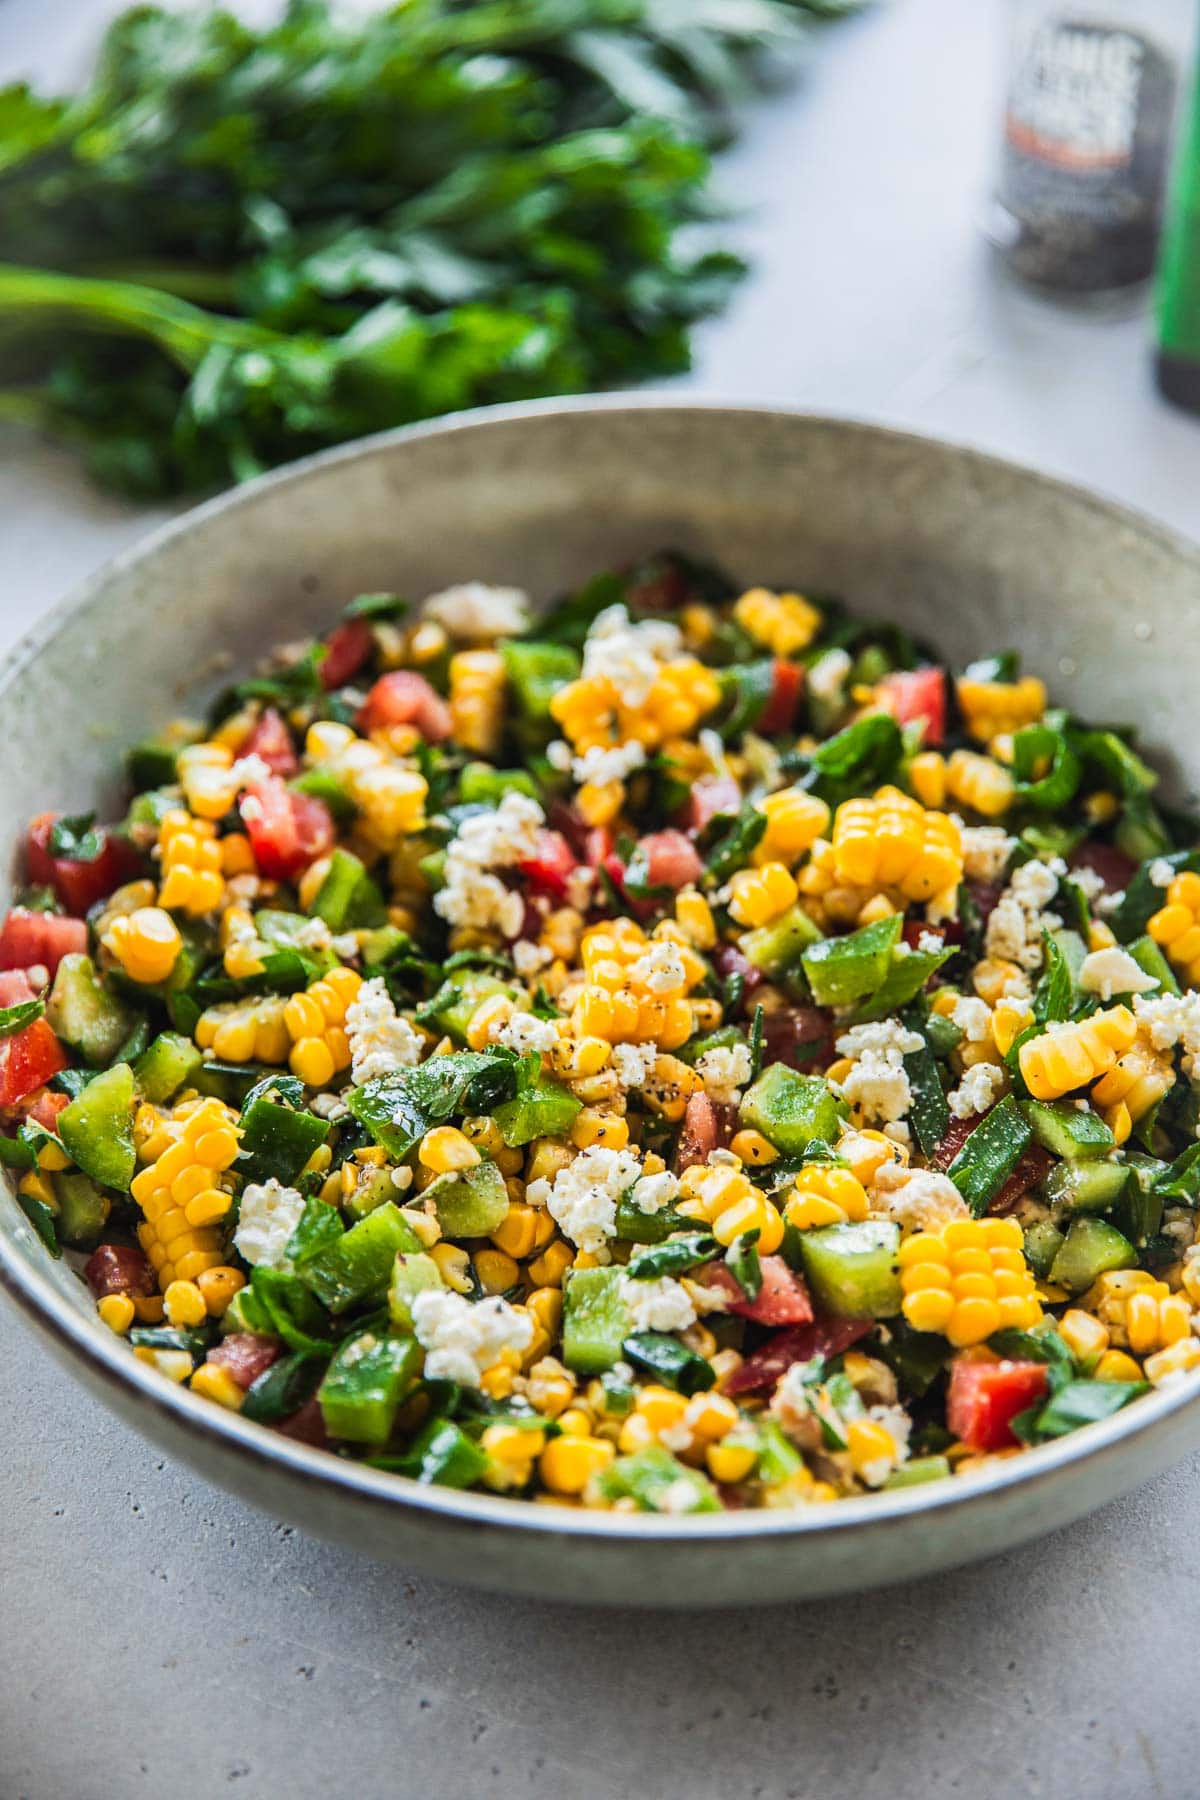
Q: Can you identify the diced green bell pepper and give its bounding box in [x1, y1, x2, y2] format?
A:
[285, 1196, 344, 1267]
[884, 1455, 951, 1489]
[301, 1201, 423, 1313]
[240, 1352, 324, 1425]
[307, 846, 386, 930]
[57, 1062, 135, 1191]
[594, 1445, 721, 1513]
[423, 1160, 510, 1237]
[562, 1267, 631, 1374]
[945, 1096, 1032, 1215]
[291, 767, 357, 822]
[376, 1416, 490, 1488]
[754, 1419, 804, 1484]
[238, 1096, 329, 1185]
[388, 1251, 445, 1331]
[318, 1331, 420, 1443]
[1127, 934, 1179, 997]
[48, 954, 137, 1067]
[739, 1063, 844, 1154]
[126, 739, 180, 790]
[493, 1074, 580, 1147]
[459, 763, 538, 804]
[133, 1031, 203, 1104]
[798, 1220, 902, 1318]
[801, 914, 901, 1006]
[502, 640, 580, 722]
[1048, 1217, 1136, 1293]
[51, 1170, 111, 1247]
[738, 904, 823, 978]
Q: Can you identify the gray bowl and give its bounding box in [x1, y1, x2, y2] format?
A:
[4, 398, 1199, 1607]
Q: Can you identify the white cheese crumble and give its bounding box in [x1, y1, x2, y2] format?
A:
[869, 1163, 969, 1234]
[832, 1020, 924, 1126]
[421, 581, 530, 640]
[571, 740, 647, 788]
[534, 1144, 643, 1254]
[497, 1009, 559, 1055]
[1070, 866, 1106, 903]
[620, 1274, 697, 1334]
[233, 1178, 306, 1269]
[628, 1169, 680, 1215]
[433, 791, 545, 940]
[612, 1042, 658, 1089]
[411, 1291, 534, 1387]
[294, 915, 333, 951]
[1149, 857, 1176, 888]
[628, 939, 688, 994]
[228, 752, 273, 791]
[807, 647, 852, 702]
[1133, 993, 1200, 1080]
[960, 824, 1016, 885]
[310, 1090, 350, 1121]
[345, 976, 424, 1084]
[859, 1404, 912, 1488]
[1078, 947, 1159, 1002]
[947, 1060, 1007, 1120]
[950, 995, 993, 1043]
[512, 938, 553, 978]
[695, 1041, 752, 1106]
[581, 604, 682, 705]
[984, 857, 1064, 971]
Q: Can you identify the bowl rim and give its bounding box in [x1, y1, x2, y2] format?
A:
[4, 390, 1200, 1547]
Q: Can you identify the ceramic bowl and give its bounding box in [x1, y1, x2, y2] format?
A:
[4, 398, 1200, 1606]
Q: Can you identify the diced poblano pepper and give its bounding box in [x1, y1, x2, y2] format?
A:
[424, 971, 517, 1043]
[133, 1031, 203, 1104]
[388, 1251, 445, 1331]
[738, 904, 823, 978]
[1048, 1217, 1136, 1294]
[798, 1221, 903, 1318]
[801, 914, 901, 1006]
[422, 1161, 510, 1237]
[307, 846, 386, 930]
[301, 1201, 423, 1313]
[318, 1332, 421, 1443]
[57, 1062, 136, 1191]
[562, 1267, 632, 1374]
[739, 1063, 844, 1154]
[51, 1170, 111, 1248]
[594, 1444, 721, 1514]
[493, 1075, 580, 1147]
[47, 954, 137, 1067]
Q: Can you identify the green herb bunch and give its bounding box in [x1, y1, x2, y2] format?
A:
[0, 0, 858, 497]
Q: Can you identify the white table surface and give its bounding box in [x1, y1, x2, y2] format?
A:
[2, 2, 1199, 1796]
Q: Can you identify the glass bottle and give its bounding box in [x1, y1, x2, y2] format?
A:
[1157, 32, 1200, 410]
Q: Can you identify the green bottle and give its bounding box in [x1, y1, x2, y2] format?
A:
[1157, 42, 1200, 411]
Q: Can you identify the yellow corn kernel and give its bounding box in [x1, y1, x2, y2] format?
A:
[706, 1440, 758, 1484]
[945, 750, 1015, 819]
[1094, 1349, 1143, 1383]
[157, 810, 225, 916]
[684, 1392, 739, 1443]
[729, 1129, 778, 1167]
[899, 1216, 1039, 1345]
[832, 786, 962, 901]
[449, 649, 506, 756]
[733, 586, 822, 656]
[990, 997, 1034, 1058]
[784, 1164, 870, 1231]
[845, 1417, 898, 1479]
[1148, 871, 1200, 984]
[163, 1279, 207, 1329]
[635, 1385, 690, 1434]
[1144, 1340, 1200, 1384]
[474, 1248, 520, 1294]
[133, 1346, 195, 1384]
[418, 1125, 481, 1174]
[753, 788, 830, 868]
[97, 1293, 135, 1335]
[190, 1361, 246, 1411]
[1018, 1005, 1137, 1100]
[907, 750, 947, 809]
[674, 888, 716, 950]
[956, 675, 1046, 744]
[570, 1109, 630, 1151]
[836, 1128, 903, 1186]
[196, 1265, 245, 1317]
[1059, 1309, 1110, 1362]
[105, 906, 182, 986]
[972, 957, 1026, 1007]
[130, 1096, 240, 1293]
[527, 1238, 574, 1288]
[527, 1287, 563, 1339]
[539, 1434, 615, 1496]
[220, 833, 256, 877]
[429, 1242, 472, 1294]
[1092, 1034, 1174, 1124]
[712, 1193, 784, 1255]
[727, 862, 799, 929]
[525, 1358, 577, 1418]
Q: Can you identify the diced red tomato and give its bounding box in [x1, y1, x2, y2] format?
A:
[357, 670, 452, 742]
[207, 1335, 281, 1392]
[929, 1115, 978, 1171]
[239, 706, 298, 777]
[240, 779, 335, 883]
[0, 908, 87, 977]
[991, 1144, 1053, 1215]
[517, 829, 578, 901]
[759, 660, 804, 735]
[725, 1317, 874, 1396]
[712, 943, 764, 999]
[0, 970, 36, 1006]
[967, 880, 1005, 929]
[875, 667, 946, 746]
[84, 1243, 154, 1299]
[686, 775, 741, 833]
[25, 812, 137, 916]
[675, 1093, 720, 1171]
[704, 1256, 815, 1326]
[320, 617, 374, 690]
[1070, 841, 1137, 894]
[637, 829, 703, 891]
[25, 1088, 68, 1133]
[760, 1003, 834, 1070]
[276, 1394, 329, 1448]
[947, 1357, 1049, 1451]
[0, 1006, 67, 1108]
[623, 555, 692, 613]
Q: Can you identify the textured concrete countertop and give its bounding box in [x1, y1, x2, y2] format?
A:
[2, 2, 1198, 1796]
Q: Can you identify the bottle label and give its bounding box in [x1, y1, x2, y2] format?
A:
[1006, 22, 1145, 178]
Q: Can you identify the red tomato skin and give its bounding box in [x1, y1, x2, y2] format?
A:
[207, 1335, 281, 1391]
[320, 617, 374, 690]
[0, 970, 36, 1006]
[84, 1243, 155, 1299]
[931, 1112, 1052, 1215]
[704, 1256, 815, 1326]
[26, 1088, 69, 1133]
[276, 1394, 329, 1448]
[947, 1359, 1049, 1451]
[240, 781, 335, 882]
[357, 671, 452, 742]
[1070, 841, 1137, 894]
[0, 1018, 68, 1107]
[25, 813, 135, 916]
[638, 829, 703, 891]
[759, 660, 804, 735]
[875, 668, 946, 746]
[675, 1093, 719, 1171]
[517, 829, 578, 901]
[239, 707, 298, 777]
[0, 908, 87, 976]
[725, 1317, 874, 1396]
[687, 776, 741, 832]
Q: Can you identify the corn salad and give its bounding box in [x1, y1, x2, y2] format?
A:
[7, 552, 1200, 1515]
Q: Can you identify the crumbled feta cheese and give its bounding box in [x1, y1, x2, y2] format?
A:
[565, 866, 595, 913]
[545, 738, 573, 773]
[1149, 857, 1175, 888]
[421, 581, 530, 640]
[294, 916, 333, 951]
[628, 940, 688, 994]
[807, 647, 852, 702]
[434, 791, 545, 940]
[234, 1178, 306, 1269]
[869, 1163, 969, 1234]
[950, 995, 992, 1043]
[512, 938, 553, 978]
[571, 740, 646, 788]
[345, 976, 424, 1084]
[695, 1041, 752, 1106]
[581, 604, 682, 705]
[497, 1009, 559, 1055]
[1078, 947, 1160, 1003]
[331, 931, 361, 963]
[1070, 866, 1106, 902]
[858, 1404, 912, 1487]
[917, 930, 944, 954]
[540, 1145, 643, 1253]
[612, 1042, 658, 1089]
[310, 1090, 350, 1121]
[228, 752, 273, 791]
[620, 1274, 697, 1334]
[629, 1170, 679, 1215]
[411, 1291, 534, 1387]
[832, 1020, 924, 1126]
[947, 1060, 1007, 1120]
[658, 1477, 704, 1515]
[960, 825, 1016, 884]
[984, 857, 1064, 971]
[1134, 993, 1200, 1082]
